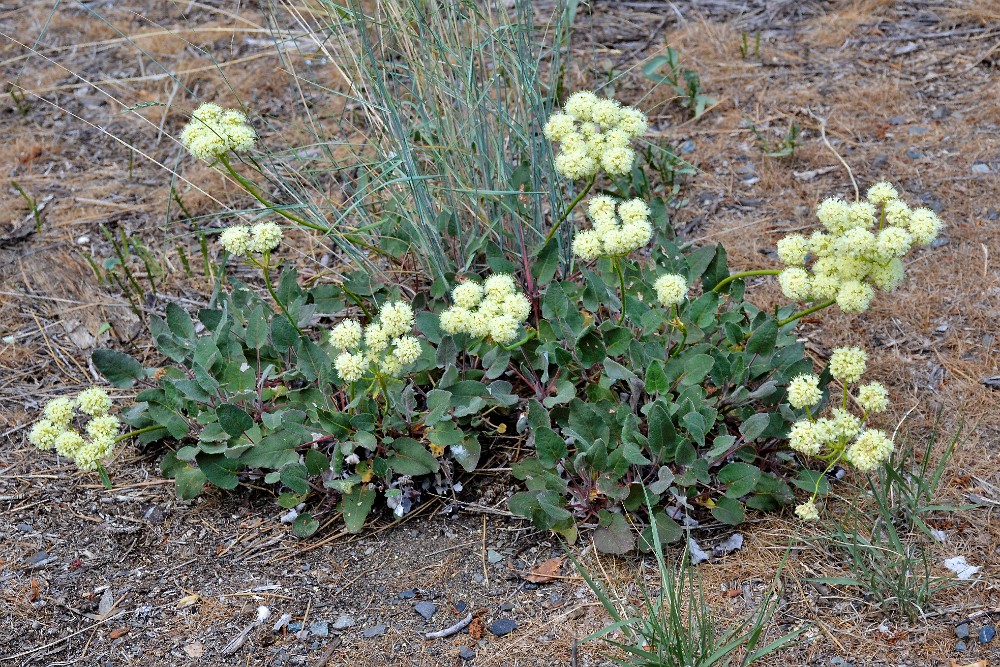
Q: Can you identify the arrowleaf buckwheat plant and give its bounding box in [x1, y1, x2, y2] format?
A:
[55, 68, 943, 547]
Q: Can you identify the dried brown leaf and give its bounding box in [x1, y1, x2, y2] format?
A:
[525, 556, 564, 583]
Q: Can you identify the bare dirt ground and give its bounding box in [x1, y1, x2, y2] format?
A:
[1, 1, 999, 665]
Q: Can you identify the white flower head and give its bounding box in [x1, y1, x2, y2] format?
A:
[335, 352, 368, 383]
[249, 222, 282, 254]
[856, 382, 889, 413]
[76, 387, 112, 416]
[829, 346, 867, 383]
[866, 181, 898, 206]
[653, 273, 688, 308]
[787, 374, 822, 409]
[452, 282, 484, 309]
[220, 225, 252, 256]
[329, 319, 363, 350]
[795, 500, 820, 521]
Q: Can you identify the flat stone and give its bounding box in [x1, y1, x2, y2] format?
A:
[887, 115, 907, 126]
[454, 601, 468, 614]
[309, 621, 329, 637]
[288, 622, 303, 632]
[499, 602, 515, 612]
[931, 105, 951, 119]
[486, 549, 504, 564]
[955, 623, 970, 639]
[332, 615, 355, 630]
[979, 626, 996, 644]
[488, 619, 517, 636]
[17, 523, 32, 532]
[972, 163, 991, 174]
[414, 601, 436, 621]
[956, 641, 967, 651]
[458, 646, 476, 660]
[907, 126, 929, 135]
[472, 574, 484, 584]
[398, 589, 416, 599]
[906, 150, 921, 159]
[363, 625, 386, 638]
[26, 551, 49, 565]
[680, 139, 696, 154]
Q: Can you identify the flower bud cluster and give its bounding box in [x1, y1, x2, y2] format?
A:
[181, 103, 256, 162]
[220, 222, 283, 256]
[439, 274, 531, 345]
[28, 388, 120, 472]
[786, 346, 894, 520]
[776, 182, 943, 313]
[330, 302, 421, 382]
[544, 91, 648, 180]
[572, 196, 653, 260]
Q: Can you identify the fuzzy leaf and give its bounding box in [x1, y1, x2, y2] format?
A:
[292, 512, 320, 538]
[339, 486, 376, 533]
[92, 349, 147, 388]
[217, 404, 254, 437]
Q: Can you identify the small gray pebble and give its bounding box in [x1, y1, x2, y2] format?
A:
[831, 658, 844, 666]
[362, 625, 386, 638]
[398, 589, 416, 599]
[414, 601, 436, 621]
[458, 646, 476, 660]
[680, 139, 696, 154]
[908, 126, 928, 135]
[955, 623, 970, 639]
[487, 549, 504, 564]
[931, 105, 951, 119]
[524, 583, 538, 591]
[17, 523, 32, 532]
[309, 621, 329, 637]
[986, 209, 998, 221]
[972, 163, 991, 174]
[455, 601, 468, 614]
[872, 154, 888, 169]
[488, 619, 517, 636]
[472, 574, 484, 584]
[956, 641, 967, 651]
[887, 115, 907, 126]
[288, 622, 302, 632]
[906, 150, 921, 159]
[979, 626, 996, 644]
[26, 551, 49, 565]
[332, 615, 355, 630]
[500, 602, 515, 611]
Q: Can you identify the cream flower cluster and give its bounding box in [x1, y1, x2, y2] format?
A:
[775, 182, 944, 313]
[330, 302, 421, 382]
[439, 274, 531, 345]
[544, 91, 648, 180]
[180, 103, 256, 162]
[572, 196, 653, 260]
[653, 274, 689, 308]
[220, 222, 283, 256]
[28, 389, 120, 472]
[786, 346, 894, 520]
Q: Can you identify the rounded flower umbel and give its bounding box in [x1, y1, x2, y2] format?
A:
[784, 346, 896, 520]
[572, 196, 653, 261]
[544, 91, 648, 180]
[220, 222, 283, 257]
[29, 389, 121, 473]
[771, 181, 943, 315]
[439, 274, 532, 346]
[180, 103, 256, 162]
[330, 301, 422, 384]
